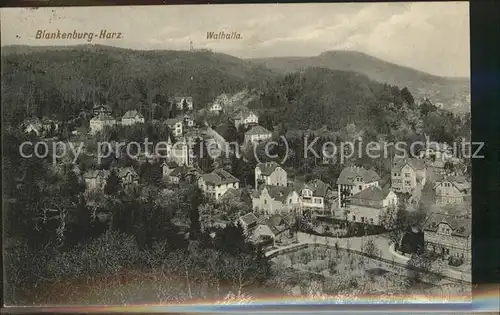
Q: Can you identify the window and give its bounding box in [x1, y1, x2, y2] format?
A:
[352, 215, 356, 222]
[361, 217, 365, 223]
[358, 185, 362, 190]
[405, 173, 410, 177]
[264, 199, 267, 205]
[370, 218, 374, 224]
[289, 198, 292, 204]
[393, 172, 397, 176]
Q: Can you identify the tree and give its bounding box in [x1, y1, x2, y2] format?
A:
[362, 238, 378, 258]
[406, 253, 432, 282]
[104, 169, 122, 195]
[401, 87, 415, 107]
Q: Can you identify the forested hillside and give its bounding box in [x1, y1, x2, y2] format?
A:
[249, 51, 470, 113]
[1, 45, 276, 125]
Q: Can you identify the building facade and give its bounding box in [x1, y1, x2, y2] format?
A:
[391, 158, 426, 193]
[336, 166, 380, 208]
[254, 161, 287, 188]
[435, 176, 471, 205]
[423, 213, 471, 263]
[252, 185, 300, 215]
[121, 110, 145, 126]
[198, 168, 240, 200]
[244, 125, 272, 144]
[345, 186, 398, 226]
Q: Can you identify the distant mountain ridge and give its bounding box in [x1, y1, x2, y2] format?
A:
[248, 50, 470, 113]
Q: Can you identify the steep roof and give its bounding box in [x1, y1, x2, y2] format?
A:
[336, 166, 380, 185]
[245, 125, 271, 136]
[93, 104, 112, 111]
[256, 161, 282, 176]
[306, 179, 330, 197]
[201, 168, 239, 185]
[91, 114, 115, 121]
[424, 212, 471, 238]
[122, 110, 144, 119]
[239, 212, 258, 226]
[259, 185, 295, 202]
[266, 214, 290, 234]
[117, 167, 137, 178]
[436, 175, 471, 192]
[351, 186, 391, 202]
[392, 157, 426, 172]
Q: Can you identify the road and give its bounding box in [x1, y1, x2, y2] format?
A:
[266, 232, 471, 283]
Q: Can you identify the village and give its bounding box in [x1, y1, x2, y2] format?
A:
[19, 89, 472, 286]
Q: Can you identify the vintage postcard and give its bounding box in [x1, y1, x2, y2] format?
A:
[1, 2, 472, 308]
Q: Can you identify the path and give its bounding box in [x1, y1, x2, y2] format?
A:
[266, 232, 471, 283]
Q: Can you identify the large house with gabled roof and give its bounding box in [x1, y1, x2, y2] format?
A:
[121, 110, 145, 125]
[244, 125, 272, 144]
[435, 175, 471, 205]
[254, 161, 287, 188]
[337, 166, 380, 208]
[198, 168, 240, 200]
[252, 185, 300, 215]
[345, 186, 398, 226]
[296, 179, 332, 215]
[423, 212, 471, 263]
[174, 97, 193, 111]
[391, 157, 426, 193]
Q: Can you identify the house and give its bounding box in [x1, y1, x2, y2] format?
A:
[345, 186, 398, 226]
[216, 93, 230, 105]
[297, 179, 331, 215]
[337, 166, 380, 208]
[423, 213, 471, 263]
[165, 118, 184, 138]
[238, 212, 259, 232]
[252, 185, 300, 215]
[248, 224, 276, 246]
[23, 118, 43, 136]
[419, 139, 453, 161]
[83, 169, 111, 191]
[244, 125, 272, 144]
[209, 102, 223, 114]
[174, 97, 193, 111]
[121, 110, 145, 125]
[435, 175, 471, 205]
[93, 104, 112, 116]
[391, 157, 426, 193]
[265, 214, 292, 244]
[89, 114, 116, 134]
[233, 110, 258, 128]
[198, 168, 240, 200]
[161, 160, 179, 177]
[117, 167, 139, 186]
[254, 161, 287, 188]
[168, 165, 201, 184]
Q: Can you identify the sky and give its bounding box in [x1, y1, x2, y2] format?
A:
[0, 2, 470, 77]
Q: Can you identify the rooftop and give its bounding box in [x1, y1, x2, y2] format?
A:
[256, 161, 282, 176]
[201, 168, 239, 185]
[245, 125, 271, 136]
[122, 110, 144, 119]
[424, 212, 471, 238]
[336, 166, 380, 186]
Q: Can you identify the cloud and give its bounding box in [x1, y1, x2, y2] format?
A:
[0, 3, 469, 77]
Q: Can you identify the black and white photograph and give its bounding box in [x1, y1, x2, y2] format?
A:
[1, 2, 472, 306]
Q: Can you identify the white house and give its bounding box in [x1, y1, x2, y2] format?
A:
[89, 114, 116, 134]
[93, 104, 112, 116]
[198, 168, 240, 200]
[345, 186, 398, 226]
[165, 118, 184, 137]
[244, 125, 272, 144]
[234, 110, 259, 128]
[121, 110, 145, 125]
[117, 167, 139, 186]
[391, 157, 426, 193]
[336, 166, 380, 208]
[296, 179, 331, 215]
[254, 161, 287, 188]
[252, 185, 300, 215]
[183, 114, 195, 128]
[209, 102, 223, 114]
[23, 118, 43, 136]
